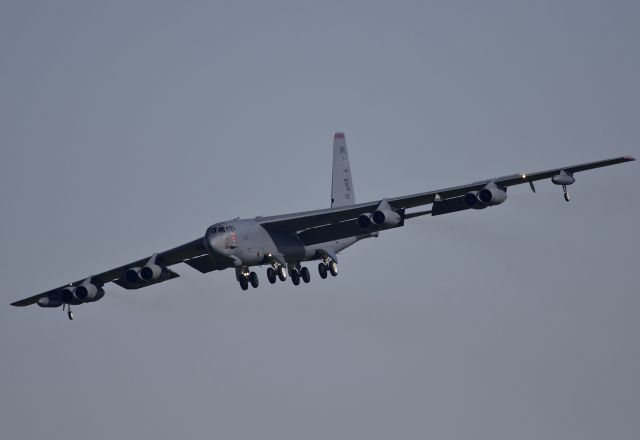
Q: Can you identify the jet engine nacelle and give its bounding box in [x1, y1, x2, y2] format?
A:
[478, 185, 507, 206]
[59, 284, 104, 304]
[371, 209, 402, 227]
[462, 191, 487, 210]
[140, 264, 162, 281]
[125, 267, 141, 284]
[85, 288, 105, 303]
[60, 286, 82, 303]
[357, 213, 374, 231]
[74, 283, 105, 302]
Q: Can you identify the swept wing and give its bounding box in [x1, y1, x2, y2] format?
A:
[11, 238, 206, 307]
[259, 156, 634, 232]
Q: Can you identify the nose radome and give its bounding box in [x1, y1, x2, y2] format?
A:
[208, 233, 228, 255]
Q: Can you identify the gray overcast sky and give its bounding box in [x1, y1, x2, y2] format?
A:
[1, 1, 638, 439]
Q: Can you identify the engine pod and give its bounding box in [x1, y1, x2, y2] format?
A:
[75, 283, 96, 301]
[357, 213, 374, 231]
[463, 191, 486, 209]
[371, 209, 401, 227]
[140, 264, 162, 281]
[478, 184, 507, 205]
[74, 283, 104, 302]
[125, 267, 141, 284]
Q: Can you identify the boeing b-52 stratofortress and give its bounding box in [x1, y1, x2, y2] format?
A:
[11, 133, 635, 319]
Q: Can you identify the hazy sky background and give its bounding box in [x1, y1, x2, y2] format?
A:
[1, 1, 638, 439]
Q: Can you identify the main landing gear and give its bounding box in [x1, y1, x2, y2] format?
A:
[289, 266, 311, 286]
[236, 267, 259, 291]
[237, 259, 338, 290]
[266, 265, 287, 284]
[562, 184, 571, 202]
[318, 259, 338, 279]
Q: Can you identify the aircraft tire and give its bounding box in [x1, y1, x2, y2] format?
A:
[239, 277, 249, 291]
[249, 271, 259, 288]
[277, 266, 287, 281]
[329, 261, 338, 277]
[300, 267, 311, 283]
[291, 270, 301, 286]
[267, 268, 277, 284]
[318, 263, 328, 279]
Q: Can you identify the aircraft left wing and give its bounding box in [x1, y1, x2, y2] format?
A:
[259, 156, 635, 233]
[11, 237, 207, 307]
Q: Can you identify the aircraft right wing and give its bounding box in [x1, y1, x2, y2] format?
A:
[10, 237, 208, 307]
[259, 156, 635, 235]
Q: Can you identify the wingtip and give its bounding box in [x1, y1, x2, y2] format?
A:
[624, 155, 636, 161]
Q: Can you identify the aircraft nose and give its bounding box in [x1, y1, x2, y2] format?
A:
[207, 233, 228, 256]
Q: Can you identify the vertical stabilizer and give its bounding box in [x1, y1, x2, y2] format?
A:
[331, 132, 356, 207]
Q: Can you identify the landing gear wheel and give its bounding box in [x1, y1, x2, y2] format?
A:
[249, 272, 259, 288]
[277, 266, 287, 281]
[290, 269, 301, 286]
[318, 263, 328, 279]
[329, 261, 338, 277]
[239, 277, 249, 291]
[300, 267, 311, 283]
[67, 310, 74, 320]
[267, 267, 277, 284]
[564, 191, 571, 202]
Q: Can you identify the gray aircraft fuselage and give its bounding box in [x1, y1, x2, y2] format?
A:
[204, 218, 363, 271]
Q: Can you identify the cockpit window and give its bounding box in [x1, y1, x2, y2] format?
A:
[225, 226, 235, 232]
[217, 226, 225, 233]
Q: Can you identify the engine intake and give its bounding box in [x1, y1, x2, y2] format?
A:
[75, 283, 104, 302]
[357, 213, 374, 231]
[463, 191, 486, 210]
[125, 267, 141, 284]
[371, 209, 401, 227]
[59, 284, 104, 304]
[478, 184, 507, 206]
[140, 264, 163, 281]
[61, 286, 80, 303]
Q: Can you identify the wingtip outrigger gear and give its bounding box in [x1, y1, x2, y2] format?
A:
[551, 170, 575, 202]
[63, 303, 74, 320]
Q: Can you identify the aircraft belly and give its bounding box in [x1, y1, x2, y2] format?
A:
[235, 249, 263, 265]
[302, 237, 359, 261]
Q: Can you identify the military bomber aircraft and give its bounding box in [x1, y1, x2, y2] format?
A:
[10, 133, 635, 319]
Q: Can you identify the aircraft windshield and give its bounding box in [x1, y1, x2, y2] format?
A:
[211, 225, 236, 234]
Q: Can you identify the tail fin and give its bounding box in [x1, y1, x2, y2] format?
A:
[331, 132, 356, 207]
